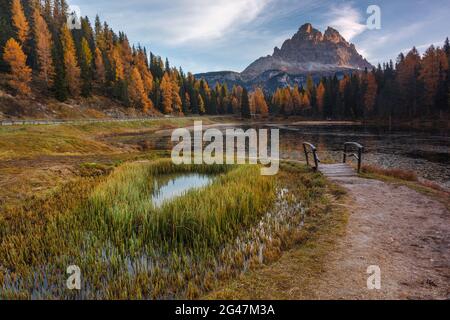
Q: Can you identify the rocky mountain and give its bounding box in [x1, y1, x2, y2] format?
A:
[196, 23, 373, 92]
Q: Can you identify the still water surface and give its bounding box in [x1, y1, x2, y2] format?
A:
[151, 173, 214, 207]
[115, 123, 449, 189]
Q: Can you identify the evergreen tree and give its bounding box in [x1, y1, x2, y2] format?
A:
[241, 87, 251, 119]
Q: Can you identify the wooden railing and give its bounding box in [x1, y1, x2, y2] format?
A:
[343, 142, 364, 173]
[303, 142, 320, 171]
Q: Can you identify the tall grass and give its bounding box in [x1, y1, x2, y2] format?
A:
[0, 158, 331, 299]
[0, 159, 280, 299]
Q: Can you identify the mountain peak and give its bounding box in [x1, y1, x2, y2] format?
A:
[324, 26, 346, 44]
[196, 24, 373, 91]
[242, 24, 372, 80]
[299, 23, 313, 33]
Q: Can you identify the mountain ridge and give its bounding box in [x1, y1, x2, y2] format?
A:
[196, 23, 373, 91]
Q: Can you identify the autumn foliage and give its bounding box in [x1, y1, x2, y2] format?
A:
[3, 38, 32, 95]
[0, 0, 449, 120]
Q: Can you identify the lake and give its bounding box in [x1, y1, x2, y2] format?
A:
[116, 122, 450, 189]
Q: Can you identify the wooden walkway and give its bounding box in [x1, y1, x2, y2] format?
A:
[318, 163, 358, 178]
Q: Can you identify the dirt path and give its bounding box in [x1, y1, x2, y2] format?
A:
[309, 176, 449, 299]
[209, 175, 449, 300]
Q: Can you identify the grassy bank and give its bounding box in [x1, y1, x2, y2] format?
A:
[0, 117, 220, 160]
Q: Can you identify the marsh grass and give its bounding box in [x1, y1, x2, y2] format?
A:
[0, 159, 278, 298]
[0, 157, 331, 299]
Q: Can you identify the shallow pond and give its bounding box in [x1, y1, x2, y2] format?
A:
[151, 173, 214, 207]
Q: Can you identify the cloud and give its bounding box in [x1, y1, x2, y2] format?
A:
[168, 0, 271, 44]
[325, 3, 367, 40]
[79, 0, 272, 45]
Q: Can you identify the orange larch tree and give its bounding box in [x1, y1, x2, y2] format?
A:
[94, 48, 106, 84]
[316, 82, 326, 114]
[160, 72, 173, 114]
[3, 38, 32, 95]
[33, 7, 54, 87]
[60, 25, 81, 96]
[11, 0, 30, 45]
[129, 67, 153, 113]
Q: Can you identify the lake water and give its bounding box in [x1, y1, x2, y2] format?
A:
[273, 124, 450, 189]
[151, 173, 214, 207]
[115, 123, 450, 189]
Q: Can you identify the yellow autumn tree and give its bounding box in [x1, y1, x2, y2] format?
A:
[3, 38, 32, 95]
[282, 87, 294, 115]
[291, 85, 302, 113]
[160, 72, 173, 114]
[60, 25, 81, 96]
[316, 82, 326, 114]
[251, 88, 268, 115]
[11, 0, 29, 45]
[111, 44, 124, 81]
[129, 67, 153, 113]
[301, 93, 311, 109]
[170, 73, 183, 114]
[94, 48, 106, 84]
[33, 7, 54, 86]
[134, 50, 153, 94]
[198, 94, 205, 114]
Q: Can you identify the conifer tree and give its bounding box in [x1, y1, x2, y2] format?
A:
[11, 0, 30, 45]
[316, 82, 325, 115]
[251, 88, 269, 115]
[80, 37, 93, 96]
[129, 67, 153, 113]
[292, 85, 302, 114]
[198, 94, 205, 114]
[241, 87, 251, 119]
[94, 47, 106, 84]
[3, 38, 32, 95]
[160, 72, 173, 114]
[420, 46, 449, 114]
[33, 7, 54, 87]
[363, 72, 378, 115]
[60, 25, 81, 96]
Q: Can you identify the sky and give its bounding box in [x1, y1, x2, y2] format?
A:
[69, 0, 450, 74]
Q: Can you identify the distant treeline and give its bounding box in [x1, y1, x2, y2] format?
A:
[267, 42, 449, 121]
[0, 0, 449, 120]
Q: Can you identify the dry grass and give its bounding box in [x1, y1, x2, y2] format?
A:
[360, 165, 450, 211]
[0, 117, 216, 160]
[362, 164, 418, 182]
[205, 165, 349, 300]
